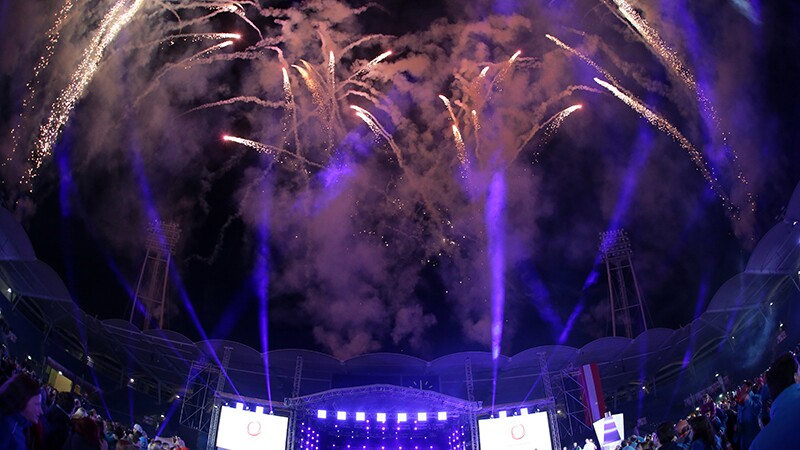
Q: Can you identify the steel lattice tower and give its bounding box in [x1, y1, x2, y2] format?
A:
[128, 222, 180, 330]
[599, 229, 648, 338]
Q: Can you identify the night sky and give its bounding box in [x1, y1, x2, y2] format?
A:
[0, 0, 798, 360]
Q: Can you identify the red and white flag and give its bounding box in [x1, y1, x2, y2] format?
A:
[578, 363, 606, 425]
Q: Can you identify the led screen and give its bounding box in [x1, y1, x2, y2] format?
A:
[215, 406, 288, 450]
[478, 411, 552, 450]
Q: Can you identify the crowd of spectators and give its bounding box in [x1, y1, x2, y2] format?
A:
[564, 346, 800, 450]
[0, 351, 189, 450]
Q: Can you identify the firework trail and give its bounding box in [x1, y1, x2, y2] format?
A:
[607, 0, 695, 90]
[340, 34, 392, 56]
[181, 96, 284, 116]
[29, 0, 146, 189]
[187, 40, 234, 63]
[350, 105, 405, 168]
[438, 95, 459, 125]
[292, 63, 324, 109]
[328, 51, 336, 74]
[545, 34, 620, 85]
[528, 105, 583, 162]
[489, 50, 521, 95]
[604, 0, 754, 209]
[593, 77, 734, 214]
[545, 105, 583, 132]
[452, 124, 467, 166]
[7, 0, 75, 169]
[150, 32, 241, 48]
[221, 2, 262, 40]
[223, 135, 323, 168]
[352, 50, 393, 78]
[134, 38, 239, 107]
[545, 31, 748, 213]
[282, 67, 302, 153]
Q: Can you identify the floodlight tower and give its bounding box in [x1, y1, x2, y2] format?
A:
[128, 221, 180, 330]
[599, 229, 648, 338]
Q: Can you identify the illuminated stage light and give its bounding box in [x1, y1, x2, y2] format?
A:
[437, 412, 447, 421]
[356, 412, 365, 421]
[397, 413, 407, 423]
[520, 408, 529, 415]
[417, 412, 427, 422]
[255, 406, 264, 414]
[376, 413, 386, 423]
[498, 411, 507, 418]
[337, 411, 346, 420]
[236, 402, 244, 410]
[317, 410, 327, 419]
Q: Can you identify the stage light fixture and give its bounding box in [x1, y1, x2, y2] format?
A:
[417, 412, 427, 422]
[317, 410, 327, 419]
[255, 406, 264, 414]
[377, 413, 386, 423]
[356, 412, 365, 421]
[498, 410, 507, 418]
[236, 402, 244, 410]
[520, 408, 529, 415]
[337, 411, 346, 420]
[438, 412, 447, 421]
[398, 413, 407, 422]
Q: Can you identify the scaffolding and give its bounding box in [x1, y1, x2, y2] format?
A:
[205, 347, 232, 450]
[178, 360, 219, 433]
[539, 353, 562, 450]
[553, 366, 594, 443]
[177, 347, 232, 450]
[287, 356, 304, 450]
[465, 358, 478, 450]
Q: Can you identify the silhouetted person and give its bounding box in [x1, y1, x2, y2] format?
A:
[654, 421, 682, 450]
[0, 372, 43, 450]
[688, 415, 720, 450]
[750, 352, 800, 449]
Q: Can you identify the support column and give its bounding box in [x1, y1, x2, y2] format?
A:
[287, 356, 304, 450]
[206, 347, 233, 450]
[539, 352, 561, 450]
[465, 358, 479, 450]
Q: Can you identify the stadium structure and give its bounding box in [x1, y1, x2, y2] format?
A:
[1, 183, 799, 449]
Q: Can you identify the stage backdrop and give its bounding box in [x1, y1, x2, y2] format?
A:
[478, 411, 552, 450]
[215, 405, 288, 450]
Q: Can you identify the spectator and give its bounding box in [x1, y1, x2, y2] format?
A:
[63, 415, 107, 450]
[0, 372, 43, 450]
[750, 352, 800, 449]
[736, 381, 761, 450]
[653, 421, 682, 450]
[675, 419, 691, 447]
[42, 391, 75, 449]
[688, 415, 721, 450]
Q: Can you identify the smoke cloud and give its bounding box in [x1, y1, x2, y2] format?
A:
[0, 0, 793, 359]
